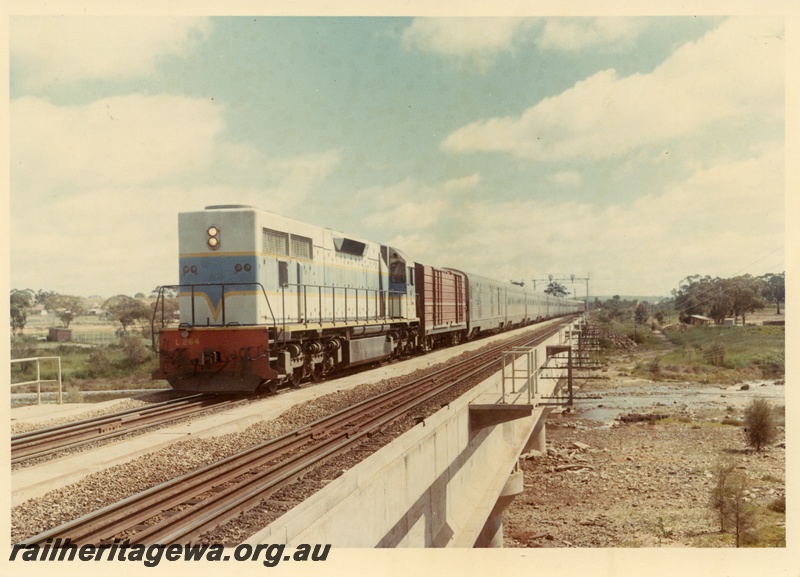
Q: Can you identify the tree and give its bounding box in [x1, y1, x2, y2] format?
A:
[544, 281, 568, 297]
[34, 289, 58, 306]
[709, 460, 758, 546]
[635, 302, 649, 325]
[710, 460, 738, 533]
[673, 274, 765, 325]
[45, 294, 88, 328]
[725, 471, 758, 547]
[10, 289, 35, 335]
[743, 398, 778, 452]
[729, 275, 765, 326]
[151, 286, 179, 299]
[760, 272, 785, 315]
[673, 275, 718, 320]
[151, 295, 180, 327]
[104, 295, 150, 333]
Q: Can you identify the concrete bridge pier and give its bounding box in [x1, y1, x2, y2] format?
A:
[525, 407, 553, 455]
[474, 465, 524, 547]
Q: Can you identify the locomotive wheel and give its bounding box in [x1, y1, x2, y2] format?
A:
[259, 380, 279, 394]
[311, 363, 324, 382]
[289, 372, 302, 388]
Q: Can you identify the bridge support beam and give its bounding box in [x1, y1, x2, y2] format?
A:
[524, 406, 553, 455]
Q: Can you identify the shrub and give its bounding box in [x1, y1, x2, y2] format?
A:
[743, 398, 778, 452]
[120, 335, 151, 367]
[703, 343, 726, 367]
[10, 338, 39, 372]
[768, 495, 785, 514]
[85, 348, 114, 378]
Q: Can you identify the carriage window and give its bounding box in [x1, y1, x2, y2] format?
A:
[264, 228, 289, 256]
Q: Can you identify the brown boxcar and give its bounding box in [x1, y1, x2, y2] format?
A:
[415, 264, 468, 350]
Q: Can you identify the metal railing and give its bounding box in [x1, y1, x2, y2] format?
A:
[11, 356, 63, 404]
[500, 347, 539, 404]
[150, 283, 278, 351]
[150, 281, 408, 349]
[279, 283, 405, 328]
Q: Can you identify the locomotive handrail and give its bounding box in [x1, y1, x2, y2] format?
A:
[150, 283, 277, 352]
[278, 283, 406, 333]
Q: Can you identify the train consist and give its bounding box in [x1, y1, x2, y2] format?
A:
[152, 205, 584, 393]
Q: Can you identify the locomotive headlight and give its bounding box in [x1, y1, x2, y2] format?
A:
[207, 226, 220, 250]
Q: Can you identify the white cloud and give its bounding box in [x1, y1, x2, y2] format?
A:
[548, 171, 582, 187]
[11, 17, 212, 91]
[11, 95, 226, 190]
[375, 145, 782, 296]
[537, 18, 648, 52]
[402, 18, 534, 67]
[11, 94, 343, 195]
[442, 173, 481, 193]
[442, 17, 784, 162]
[9, 92, 343, 296]
[359, 175, 480, 233]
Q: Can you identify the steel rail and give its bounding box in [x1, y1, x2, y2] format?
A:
[19, 321, 569, 545]
[11, 394, 241, 465]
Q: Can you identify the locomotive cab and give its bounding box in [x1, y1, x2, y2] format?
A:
[383, 246, 416, 320]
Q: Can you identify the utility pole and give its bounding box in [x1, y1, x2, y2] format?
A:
[532, 274, 591, 321]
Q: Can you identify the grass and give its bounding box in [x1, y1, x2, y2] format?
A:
[744, 506, 786, 547]
[626, 325, 784, 383]
[10, 328, 162, 397]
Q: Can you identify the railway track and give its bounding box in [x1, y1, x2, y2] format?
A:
[11, 394, 243, 465]
[19, 321, 567, 546]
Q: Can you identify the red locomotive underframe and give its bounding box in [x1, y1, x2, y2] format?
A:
[153, 326, 278, 392]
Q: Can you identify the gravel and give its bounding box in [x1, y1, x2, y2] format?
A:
[502, 370, 786, 548]
[11, 338, 507, 544]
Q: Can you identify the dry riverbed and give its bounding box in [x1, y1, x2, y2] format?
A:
[503, 357, 786, 548]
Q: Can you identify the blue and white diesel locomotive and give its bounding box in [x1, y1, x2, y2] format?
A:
[152, 205, 583, 393]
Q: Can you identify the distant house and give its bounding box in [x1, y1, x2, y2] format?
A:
[31, 304, 48, 316]
[687, 315, 713, 326]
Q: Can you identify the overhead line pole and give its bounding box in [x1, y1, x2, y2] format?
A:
[532, 274, 591, 321]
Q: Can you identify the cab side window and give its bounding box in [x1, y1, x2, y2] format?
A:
[390, 260, 406, 284]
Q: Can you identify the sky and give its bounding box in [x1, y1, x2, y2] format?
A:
[6, 9, 790, 300]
